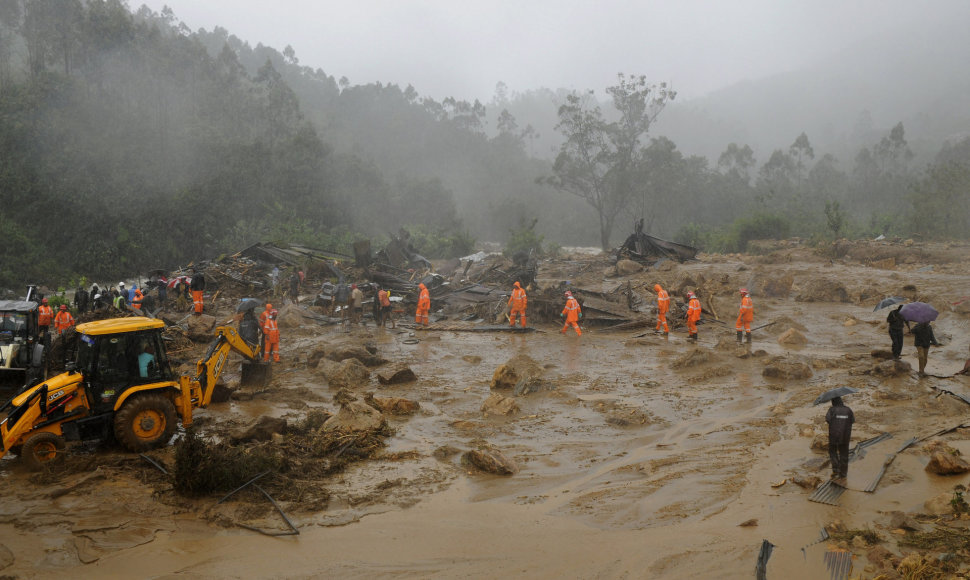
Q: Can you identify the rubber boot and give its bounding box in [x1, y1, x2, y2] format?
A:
[690, 333, 697, 342]
[663, 331, 668, 339]
[736, 331, 743, 343]
[745, 332, 752, 344]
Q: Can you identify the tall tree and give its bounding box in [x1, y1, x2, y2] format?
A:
[548, 74, 675, 249]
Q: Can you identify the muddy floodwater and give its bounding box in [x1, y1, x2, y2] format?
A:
[2, 246, 970, 578]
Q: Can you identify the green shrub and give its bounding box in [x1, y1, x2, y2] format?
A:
[504, 218, 544, 257]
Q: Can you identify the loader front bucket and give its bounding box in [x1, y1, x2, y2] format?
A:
[240, 361, 271, 388]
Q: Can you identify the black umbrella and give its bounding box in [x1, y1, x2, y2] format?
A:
[236, 298, 260, 313]
[873, 296, 907, 312]
[813, 386, 858, 406]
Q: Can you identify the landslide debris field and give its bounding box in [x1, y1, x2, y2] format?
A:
[3, 240, 970, 579]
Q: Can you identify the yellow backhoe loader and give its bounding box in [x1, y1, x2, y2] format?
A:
[0, 316, 269, 470]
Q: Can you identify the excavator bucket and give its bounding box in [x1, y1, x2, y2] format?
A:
[240, 361, 271, 388]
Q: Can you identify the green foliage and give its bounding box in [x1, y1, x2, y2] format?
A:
[503, 218, 544, 257]
[952, 484, 968, 514]
[729, 213, 791, 252]
[824, 200, 845, 237]
[404, 225, 475, 260]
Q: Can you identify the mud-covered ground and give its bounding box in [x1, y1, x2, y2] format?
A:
[2, 240, 970, 579]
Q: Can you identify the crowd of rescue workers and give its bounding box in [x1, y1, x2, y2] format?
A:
[29, 261, 969, 491]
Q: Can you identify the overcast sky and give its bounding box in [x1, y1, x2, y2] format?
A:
[137, 1, 959, 103]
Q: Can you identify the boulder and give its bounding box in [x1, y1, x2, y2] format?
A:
[671, 349, 711, 369]
[925, 448, 970, 475]
[777, 328, 807, 346]
[230, 416, 287, 443]
[614, 259, 643, 276]
[326, 359, 371, 389]
[887, 511, 922, 531]
[795, 278, 851, 303]
[870, 349, 895, 360]
[462, 448, 518, 475]
[433, 445, 461, 460]
[369, 396, 420, 415]
[490, 354, 543, 391]
[275, 304, 303, 329]
[481, 393, 519, 416]
[327, 344, 388, 367]
[870, 359, 912, 377]
[763, 357, 813, 380]
[924, 490, 956, 515]
[462, 355, 482, 364]
[377, 365, 417, 385]
[322, 400, 386, 433]
[186, 313, 217, 342]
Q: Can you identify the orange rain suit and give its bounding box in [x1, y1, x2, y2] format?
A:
[192, 290, 204, 314]
[508, 282, 527, 327]
[38, 304, 53, 329]
[686, 296, 701, 336]
[262, 316, 280, 362]
[54, 309, 75, 335]
[654, 284, 670, 332]
[415, 283, 430, 326]
[561, 296, 582, 336]
[131, 288, 144, 310]
[736, 295, 754, 332]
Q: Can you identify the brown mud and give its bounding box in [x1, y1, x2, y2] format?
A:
[2, 241, 970, 578]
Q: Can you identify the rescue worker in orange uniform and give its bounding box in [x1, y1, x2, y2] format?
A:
[736, 288, 754, 343]
[190, 268, 205, 315]
[37, 297, 53, 339]
[258, 303, 276, 358]
[54, 305, 75, 335]
[415, 283, 430, 326]
[560, 291, 582, 336]
[654, 284, 670, 337]
[131, 286, 144, 310]
[508, 281, 527, 328]
[686, 291, 701, 342]
[262, 310, 280, 362]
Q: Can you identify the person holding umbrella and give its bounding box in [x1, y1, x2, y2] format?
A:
[886, 304, 910, 360]
[912, 321, 940, 377]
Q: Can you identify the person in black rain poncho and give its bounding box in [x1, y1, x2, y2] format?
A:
[826, 397, 854, 487]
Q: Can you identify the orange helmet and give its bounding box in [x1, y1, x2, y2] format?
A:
[739, 288, 749, 295]
[266, 303, 273, 309]
[654, 284, 662, 293]
[42, 298, 48, 304]
[59, 305, 68, 310]
[564, 291, 573, 297]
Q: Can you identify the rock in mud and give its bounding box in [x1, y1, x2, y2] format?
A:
[671, 349, 711, 369]
[462, 448, 518, 475]
[866, 545, 898, 573]
[613, 259, 643, 276]
[323, 400, 386, 433]
[887, 511, 922, 531]
[777, 328, 807, 346]
[481, 393, 519, 416]
[870, 349, 894, 360]
[869, 359, 911, 377]
[186, 313, 217, 341]
[368, 395, 420, 415]
[490, 354, 542, 391]
[795, 278, 851, 303]
[763, 356, 813, 380]
[0, 543, 13, 571]
[275, 304, 303, 329]
[462, 355, 482, 364]
[230, 416, 287, 443]
[326, 359, 371, 389]
[924, 445, 970, 475]
[924, 490, 957, 515]
[327, 344, 388, 367]
[433, 445, 461, 460]
[377, 365, 417, 385]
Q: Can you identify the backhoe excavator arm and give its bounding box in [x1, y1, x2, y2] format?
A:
[177, 326, 263, 426]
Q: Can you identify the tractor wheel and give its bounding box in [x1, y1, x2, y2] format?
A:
[113, 393, 177, 452]
[21, 432, 66, 471]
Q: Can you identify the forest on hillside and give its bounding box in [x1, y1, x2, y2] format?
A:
[0, 1, 969, 290]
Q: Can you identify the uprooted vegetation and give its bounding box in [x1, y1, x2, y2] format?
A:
[172, 411, 392, 508]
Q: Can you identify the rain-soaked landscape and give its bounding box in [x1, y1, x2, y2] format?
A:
[3, 240, 970, 578]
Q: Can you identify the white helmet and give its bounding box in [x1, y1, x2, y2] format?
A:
[119, 281, 126, 287]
